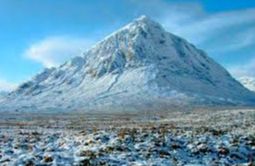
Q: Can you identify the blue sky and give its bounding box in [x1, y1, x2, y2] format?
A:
[0, 0, 255, 90]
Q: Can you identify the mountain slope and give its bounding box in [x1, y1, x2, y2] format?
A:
[1, 16, 255, 112]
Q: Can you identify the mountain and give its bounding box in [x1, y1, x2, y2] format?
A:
[0, 91, 8, 103]
[1, 16, 255, 112]
[0, 91, 8, 98]
[238, 76, 255, 92]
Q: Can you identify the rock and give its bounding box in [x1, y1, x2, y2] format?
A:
[230, 152, 244, 160]
[159, 149, 171, 157]
[25, 160, 34, 166]
[247, 162, 254, 166]
[78, 158, 91, 166]
[44, 156, 53, 163]
[78, 150, 97, 159]
[197, 143, 209, 153]
[0, 158, 10, 163]
[172, 143, 181, 149]
[103, 146, 114, 153]
[218, 147, 229, 155]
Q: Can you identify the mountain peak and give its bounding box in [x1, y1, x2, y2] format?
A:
[130, 15, 164, 32]
[135, 15, 154, 24]
[136, 15, 149, 20]
[98, 15, 165, 42]
[83, 16, 171, 73]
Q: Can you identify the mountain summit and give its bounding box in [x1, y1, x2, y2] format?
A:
[1, 16, 255, 111]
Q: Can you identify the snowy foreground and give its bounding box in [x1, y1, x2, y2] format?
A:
[0, 109, 255, 166]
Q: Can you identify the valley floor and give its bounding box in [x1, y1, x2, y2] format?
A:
[0, 108, 254, 166]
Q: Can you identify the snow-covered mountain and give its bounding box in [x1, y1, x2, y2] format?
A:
[0, 91, 8, 103]
[238, 76, 255, 92]
[1, 16, 255, 112]
[0, 91, 8, 98]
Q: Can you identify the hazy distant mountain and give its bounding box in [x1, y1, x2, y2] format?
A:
[0, 91, 7, 97]
[0, 91, 8, 101]
[238, 76, 255, 92]
[1, 16, 254, 112]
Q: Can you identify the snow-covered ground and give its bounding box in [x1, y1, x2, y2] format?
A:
[0, 108, 254, 165]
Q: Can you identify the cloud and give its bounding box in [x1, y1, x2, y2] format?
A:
[25, 36, 94, 67]
[210, 28, 255, 53]
[159, 6, 255, 47]
[0, 79, 17, 92]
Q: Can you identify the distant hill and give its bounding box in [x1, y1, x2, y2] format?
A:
[238, 76, 255, 92]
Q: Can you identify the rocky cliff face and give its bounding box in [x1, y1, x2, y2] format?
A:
[1, 16, 255, 112]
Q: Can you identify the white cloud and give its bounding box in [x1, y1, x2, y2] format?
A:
[160, 7, 255, 46]
[0, 79, 17, 92]
[210, 28, 255, 53]
[25, 36, 94, 67]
